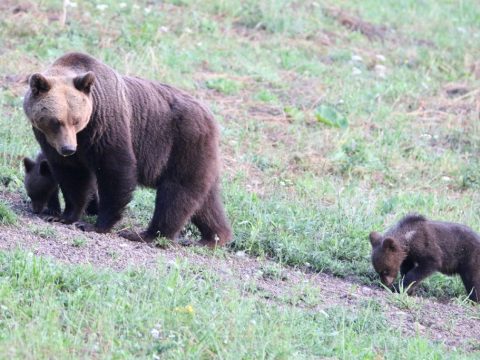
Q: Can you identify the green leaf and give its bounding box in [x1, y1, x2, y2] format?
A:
[314, 105, 348, 128]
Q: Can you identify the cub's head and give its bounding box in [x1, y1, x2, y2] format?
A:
[23, 156, 57, 214]
[369, 231, 406, 287]
[23, 71, 95, 156]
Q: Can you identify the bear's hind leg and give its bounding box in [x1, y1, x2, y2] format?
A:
[461, 258, 480, 302]
[191, 182, 232, 248]
[85, 192, 99, 216]
[120, 179, 203, 243]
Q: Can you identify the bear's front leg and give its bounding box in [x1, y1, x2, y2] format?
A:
[45, 187, 61, 216]
[401, 260, 437, 294]
[54, 164, 95, 224]
[94, 149, 136, 233]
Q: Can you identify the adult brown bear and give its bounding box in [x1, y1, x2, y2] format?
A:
[23, 52, 232, 247]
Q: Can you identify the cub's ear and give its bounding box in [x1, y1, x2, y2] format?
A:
[382, 237, 398, 252]
[369, 231, 382, 247]
[39, 160, 51, 177]
[73, 71, 95, 94]
[23, 157, 35, 173]
[29, 73, 51, 95]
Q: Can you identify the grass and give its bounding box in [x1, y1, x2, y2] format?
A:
[0, 201, 17, 225]
[0, 250, 469, 359]
[30, 225, 58, 239]
[0, 0, 479, 357]
[71, 235, 87, 247]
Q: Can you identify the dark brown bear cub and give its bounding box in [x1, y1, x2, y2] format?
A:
[369, 214, 480, 302]
[23, 153, 98, 216]
[23, 52, 231, 247]
[23, 152, 61, 215]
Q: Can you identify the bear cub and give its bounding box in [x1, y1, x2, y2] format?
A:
[23, 152, 98, 216]
[23, 152, 61, 215]
[369, 214, 480, 302]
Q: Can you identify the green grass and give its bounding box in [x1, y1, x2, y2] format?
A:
[30, 225, 58, 239]
[0, 250, 469, 359]
[205, 78, 242, 95]
[1, 0, 480, 356]
[71, 235, 87, 247]
[0, 201, 17, 225]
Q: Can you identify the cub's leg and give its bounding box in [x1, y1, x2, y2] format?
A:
[401, 259, 438, 294]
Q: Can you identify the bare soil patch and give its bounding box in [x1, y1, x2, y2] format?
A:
[0, 191, 479, 351]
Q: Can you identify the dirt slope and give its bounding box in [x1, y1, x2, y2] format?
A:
[0, 191, 479, 351]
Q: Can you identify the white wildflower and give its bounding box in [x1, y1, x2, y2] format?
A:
[351, 54, 363, 62]
[352, 67, 362, 76]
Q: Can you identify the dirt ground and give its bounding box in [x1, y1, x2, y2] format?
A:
[0, 191, 479, 351]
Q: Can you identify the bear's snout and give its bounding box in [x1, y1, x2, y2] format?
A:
[60, 145, 76, 157]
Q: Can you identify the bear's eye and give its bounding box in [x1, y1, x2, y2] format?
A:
[72, 118, 79, 126]
[48, 118, 61, 132]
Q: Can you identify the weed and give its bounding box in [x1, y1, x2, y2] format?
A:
[384, 280, 421, 311]
[254, 89, 279, 103]
[0, 201, 16, 225]
[205, 78, 241, 95]
[72, 236, 87, 248]
[31, 225, 57, 239]
[259, 262, 287, 281]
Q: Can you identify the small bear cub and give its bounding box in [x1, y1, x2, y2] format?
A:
[369, 214, 480, 302]
[23, 152, 61, 215]
[23, 153, 98, 216]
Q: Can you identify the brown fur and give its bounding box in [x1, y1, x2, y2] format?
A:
[369, 214, 480, 302]
[23, 152, 99, 216]
[23, 52, 232, 247]
[23, 152, 61, 215]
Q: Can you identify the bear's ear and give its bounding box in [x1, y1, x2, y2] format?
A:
[73, 71, 95, 94]
[39, 160, 51, 177]
[23, 157, 35, 173]
[369, 231, 382, 247]
[382, 237, 398, 252]
[29, 73, 51, 95]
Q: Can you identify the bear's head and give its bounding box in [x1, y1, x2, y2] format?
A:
[369, 231, 406, 287]
[23, 157, 57, 214]
[23, 71, 95, 156]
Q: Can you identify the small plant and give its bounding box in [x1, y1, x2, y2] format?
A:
[31, 225, 57, 239]
[260, 262, 287, 281]
[460, 162, 480, 190]
[205, 78, 241, 95]
[0, 166, 21, 188]
[315, 104, 348, 128]
[254, 90, 278, 103]
[0, 201, 17, 225]
[72, 236, 87, 248]
[283, 106, 305, 122]
[384, 279, 420, 311]
[154, 236, 171, 248]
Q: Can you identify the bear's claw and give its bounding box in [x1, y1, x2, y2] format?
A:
[118, 229, 155, 243]
[74, 221, 96, 232]
[44, 215, 62, 223]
